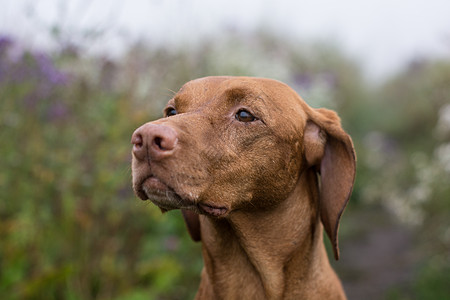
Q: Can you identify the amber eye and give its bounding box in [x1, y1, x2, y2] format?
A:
[166, 108, 177, 117]
[235, 109, 257, 122]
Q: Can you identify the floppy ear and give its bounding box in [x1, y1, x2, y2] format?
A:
[304, 108, 356, 260]
[181, 209, 201, 242]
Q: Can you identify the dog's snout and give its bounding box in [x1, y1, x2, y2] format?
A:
[131, 124, 178, 161]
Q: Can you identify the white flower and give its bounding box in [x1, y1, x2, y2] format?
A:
[435, 143, 450, 173]
[435, 104, 450, 137]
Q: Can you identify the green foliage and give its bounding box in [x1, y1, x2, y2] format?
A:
[357, 59, 450, 298]
[415, 257, 450, 299]
[0, 39, 201, 299]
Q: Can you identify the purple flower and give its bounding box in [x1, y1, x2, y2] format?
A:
[0, 35, 14, 82]
[164, 236, 180, 251]
[47, 102, 69, 121]
[293, 73, 313, 90]
[23, 92, 40, 108]
[0, 35, 13, 53]
[34, 52, 69, 85]
[321, 71, 337, 89]
[10, 53, 41, 82]
[0, 60, 6, 83]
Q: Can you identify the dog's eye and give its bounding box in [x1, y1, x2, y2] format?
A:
[235, 109, 257, 122]
[165, 108, 177, 117]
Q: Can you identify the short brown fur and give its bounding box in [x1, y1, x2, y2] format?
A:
[131, 76, 356, 299]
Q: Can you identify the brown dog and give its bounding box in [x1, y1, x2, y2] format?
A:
[131, 76, 356, 299]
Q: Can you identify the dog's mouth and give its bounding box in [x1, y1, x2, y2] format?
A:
[136, 176, 229, 217]
[137, 176, 193, 211]
[198, 203, 228, 217]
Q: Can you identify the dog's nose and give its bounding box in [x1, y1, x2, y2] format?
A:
[131, 124, 178, 161]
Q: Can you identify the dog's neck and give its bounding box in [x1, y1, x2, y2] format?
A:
[196, 171, 345, 300]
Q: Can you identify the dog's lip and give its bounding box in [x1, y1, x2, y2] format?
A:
[198, 203, 229, 217]
[138, 175, 195, 208]
[142, 176, 169, 194]
[136, 176, 229, 217]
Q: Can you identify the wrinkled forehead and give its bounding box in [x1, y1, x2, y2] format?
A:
[173, 76, 234, 108]
[172, 76, 309, 132]
[177, 76, 306, 106]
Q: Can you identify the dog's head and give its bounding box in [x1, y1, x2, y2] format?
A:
[131, 76, 355, 259]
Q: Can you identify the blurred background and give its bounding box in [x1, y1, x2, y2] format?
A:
[1, 0, 449, 299]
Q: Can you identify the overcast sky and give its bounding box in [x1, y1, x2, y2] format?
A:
[1, 0, 450, 80]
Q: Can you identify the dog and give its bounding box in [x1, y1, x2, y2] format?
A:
[131, 76, 356, 299]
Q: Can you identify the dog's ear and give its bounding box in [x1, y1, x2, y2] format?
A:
[304, 108, 356, 260]
[181, 209, 201, 242]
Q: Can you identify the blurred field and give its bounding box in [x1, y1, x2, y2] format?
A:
[1, 31, 449, 300]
